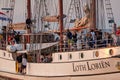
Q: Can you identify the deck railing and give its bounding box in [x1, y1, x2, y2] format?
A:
[55, 37, 120, 52]
[0, 36, 120, 53]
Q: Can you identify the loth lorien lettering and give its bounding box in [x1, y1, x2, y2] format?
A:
[73, 61, 110, 72]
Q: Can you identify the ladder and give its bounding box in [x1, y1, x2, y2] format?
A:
[104, 0, 114, 27]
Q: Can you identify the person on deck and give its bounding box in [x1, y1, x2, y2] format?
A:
[90, 29, 96, 48]
[63, 33, 68, 51]
[72, 31, 77, 50]
[66, 29, 72, 50]
[66, 29, 72, 41]
[111, 33, 117, 46]
[26, 18, 32, 33]
[22, 53, 27, 74]
[2, 26, 7, 41]
[86, 33, 93, 49]
[15, 32, 21, 44]
[90, 30, 96, 42]
[16, 54, 22, 73]
[72, 31, 77, 44]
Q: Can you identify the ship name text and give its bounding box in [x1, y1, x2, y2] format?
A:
[72, 61, 110, 72]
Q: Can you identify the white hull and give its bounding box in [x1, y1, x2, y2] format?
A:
[0, 71, 120, 80]
[0, 47, 120, 80]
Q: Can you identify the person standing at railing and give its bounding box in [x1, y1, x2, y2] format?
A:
[80, 31, 87, 49]
[66, 29, 72, 50]
[2, 26, 7, 41]
[95, 30, 103, 47]
[86, 33, 93, 49]
[108, 33, 113, 47]
[0, 34, 3, 48]
[26, 18, 32, 33]
[14, 32, 21, 44]
[103, 32, 108, 47]
[90, 30, 96, 48]
[8, 35, 12, 45]
[16, 53, 22, 73]
[72, 31, 77, 43]
[77, 35, 82, 50]
[90, 30, 96, 41]
[111, 33, 117, 46]
[63, 33, 68, 51]
[72, 31, 77, 50]
[22, 53, 27, 74]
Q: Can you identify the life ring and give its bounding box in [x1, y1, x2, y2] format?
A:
[95, 51, 99, 57]
[109, 49, 114, 55]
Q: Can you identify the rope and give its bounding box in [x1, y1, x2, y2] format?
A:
[25, 0, 27, 19]
[28, 0, 42, 62]
[52, 0, 58, 31]
[96, 0, 106, 29]
[96, 0, 99, 29]
[101, 0, 106, 29]
[37, 0, 46, 62]
[9, 0, 15, 24]
[64, 0, 74, 29]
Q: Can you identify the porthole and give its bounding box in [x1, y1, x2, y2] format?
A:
[68, 54, 72, 59]
[3, 52, 6, 56]
[81, 53, 84, 58]
[58, 54, 62, 60]
[8, 54, 10, 57]
[109, 49, 114, 55]
[79, 53, 84, 59]
[95, 51, 99, 57]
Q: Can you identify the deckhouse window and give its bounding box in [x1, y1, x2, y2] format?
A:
[8, 54, 10, 57]
[58, 54, 62, 60]
[94, 51, 99, 57]
[79, 53, 84, 59]
[68, 54, 72, 60]
[3, 52, 6, 57]
[109, 49, 114, 55]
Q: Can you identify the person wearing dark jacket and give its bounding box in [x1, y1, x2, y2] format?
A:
[16, 54, 22, 73]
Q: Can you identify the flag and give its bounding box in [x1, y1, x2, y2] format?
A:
[0, 12, 12, 21]
[116, 29, 120, 36]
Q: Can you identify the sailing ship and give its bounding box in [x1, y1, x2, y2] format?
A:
[0, 0, 120, 80]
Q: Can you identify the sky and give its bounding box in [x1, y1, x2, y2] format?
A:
[0, 0, 120, 27]
[111, 0, 120, 26]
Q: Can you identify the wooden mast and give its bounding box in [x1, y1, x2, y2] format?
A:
[26, 0, 31, 33]
[90, 0, 96, 30]
[27, 0, 31, 34]
[24, 0, 31, 49]
[58, 0, 64, 52]
[27, 0, 31, 18]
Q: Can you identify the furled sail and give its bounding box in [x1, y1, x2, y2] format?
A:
[74, 3, 90, 28]
[42, 16, 59, 22]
